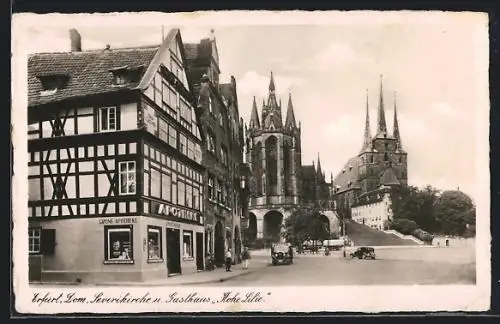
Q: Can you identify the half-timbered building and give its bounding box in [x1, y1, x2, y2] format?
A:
[27, 28, 207, 283]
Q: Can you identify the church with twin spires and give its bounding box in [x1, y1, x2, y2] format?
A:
[332, 76, 408, 221]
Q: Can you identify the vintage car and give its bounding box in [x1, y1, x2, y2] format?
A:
[271, 244, 293, 265]
[350, 247, 376, 260]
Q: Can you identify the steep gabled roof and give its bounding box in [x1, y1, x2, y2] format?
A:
[301, 165, 316, 180]
[332, 156, 361, 193]
[28, 45, 159, 106]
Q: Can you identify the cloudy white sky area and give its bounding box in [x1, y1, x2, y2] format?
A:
[18, 12, 488, 201]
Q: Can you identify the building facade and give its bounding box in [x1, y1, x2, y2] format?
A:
[244, 73, 302, 243]
[332, 76, 408, 222]
[351, 187, 393, 230]
[184, 31, 246, 266]
[27, 28, 207, 283]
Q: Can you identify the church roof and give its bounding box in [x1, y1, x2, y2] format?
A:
[332, 156, 360, 193]
[263, 111, 282, 129]
[301, 165, 316, 180]
[380, 167, 400, 186]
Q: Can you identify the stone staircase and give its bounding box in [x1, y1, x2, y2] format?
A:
[344, 219, 420, 246]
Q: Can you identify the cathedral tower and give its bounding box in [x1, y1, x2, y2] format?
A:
[245, 72, 301, 243]
[357, 75, 408, 193]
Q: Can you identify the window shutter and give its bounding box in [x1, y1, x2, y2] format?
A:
[40, 229, 56, 255]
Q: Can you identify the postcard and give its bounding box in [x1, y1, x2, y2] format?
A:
[11, 10, 490, 313]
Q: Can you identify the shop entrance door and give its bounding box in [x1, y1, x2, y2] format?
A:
[196, 232, 204, 271]
[166, 228, 181, 275]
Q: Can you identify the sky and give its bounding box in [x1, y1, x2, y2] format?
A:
[15, 12, 489, 201]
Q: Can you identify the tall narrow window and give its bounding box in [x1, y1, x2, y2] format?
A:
[183, 230, 193, 258]
[119, 161, 136, 195]
[28, 228, 41, 254]
[208, 97, 213, 113]
[179, 134, 188, 155]
[99, 107, 117, 131]
[161, 173, 171, 202]
[147, 226, 162, 261]
[262, 174, 266, 195]
[186, 184, 193, 208]
[208, 177, 214, 200]
[216, 180, 222, 202]
[193, 187, 199, 210]
[178, 182, 186, 206]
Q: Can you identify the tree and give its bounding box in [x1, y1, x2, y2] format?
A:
[433, 190, 475, 236]
[284, 206, 329, 245]
[390, 218, 419, 235]
[391, 185, 440, 233]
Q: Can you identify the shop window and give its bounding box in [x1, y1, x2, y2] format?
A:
[104, 225, 134, 264]
[183, 230, 193, 258]
[28, 228, 41, 254]
[99, 107, 117, 132]
[119, 161, 136, 195]
[147, 226, 162, 261]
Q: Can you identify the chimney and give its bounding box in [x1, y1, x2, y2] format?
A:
[69, 29, 82, 52]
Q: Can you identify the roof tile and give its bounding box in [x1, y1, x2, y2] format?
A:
[28, 46, 159, 106]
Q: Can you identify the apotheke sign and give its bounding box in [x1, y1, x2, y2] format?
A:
[157, 203, 201, 224]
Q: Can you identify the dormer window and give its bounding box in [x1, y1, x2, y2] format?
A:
[37, 74, 69, 96]
[110, 65, 144, 86]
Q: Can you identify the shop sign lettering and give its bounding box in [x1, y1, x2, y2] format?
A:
[99, 217, 138, 225]
[157, 204, 201, 223]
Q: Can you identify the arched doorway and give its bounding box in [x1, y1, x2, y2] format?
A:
[263, 210, 283, 244]
[214, 221, 225, 266]
[244, 213, 257, 244]
[234, 226, 241, 263]
[318, 214, 331, 239]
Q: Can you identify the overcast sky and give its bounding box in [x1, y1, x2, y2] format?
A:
[15, 12, 489, 201]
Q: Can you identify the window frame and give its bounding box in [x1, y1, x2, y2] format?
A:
[104, 225, 134, 264]
[99, 106, 117, 132]
[147, 225, 163, 263]
[28, 227, 41, 254]
[118, 161, 137, 195]
[182, 230, 194, 259]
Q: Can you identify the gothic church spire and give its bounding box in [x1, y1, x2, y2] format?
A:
[362, 89, 372, 151]
[285, 93, 297, 129]
[376, 75, 388, 136]
[249, 96, 260, 129]
[393, 91, 403, 150]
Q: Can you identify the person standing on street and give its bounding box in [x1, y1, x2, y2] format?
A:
[241, 247, 250, 270]
[225, 248, 232, 272]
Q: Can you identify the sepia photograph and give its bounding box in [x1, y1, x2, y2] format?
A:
[12, 11, 490, 313]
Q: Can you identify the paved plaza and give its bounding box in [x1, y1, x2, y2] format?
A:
[201, 245, 476, 286]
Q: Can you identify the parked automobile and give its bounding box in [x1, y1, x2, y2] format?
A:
[271, 244, 293, 265]
[350, 247, 376, 260]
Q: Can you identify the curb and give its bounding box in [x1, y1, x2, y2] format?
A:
[31, 264, 268, 287]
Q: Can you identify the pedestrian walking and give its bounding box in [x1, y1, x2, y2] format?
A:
[241, 247, 250, 270]
[225, 248, 232, 272]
